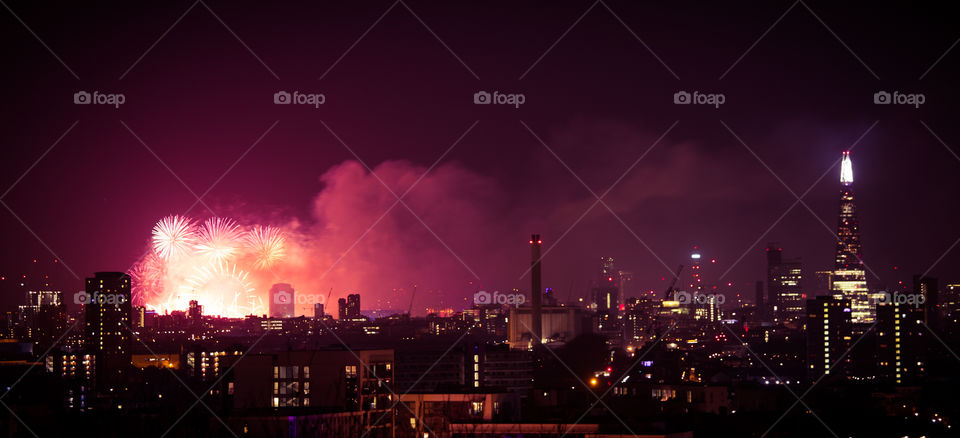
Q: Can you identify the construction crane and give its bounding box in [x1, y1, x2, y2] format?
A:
[407, 284, 418, 316]
[663, 264, 684, 299]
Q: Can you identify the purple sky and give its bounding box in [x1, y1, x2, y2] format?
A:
[1, 1, 958, 313]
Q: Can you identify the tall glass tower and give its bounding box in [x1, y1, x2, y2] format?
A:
[830, 151, 872, 323]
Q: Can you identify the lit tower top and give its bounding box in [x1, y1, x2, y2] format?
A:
[840, 150, 853, 186]
[689, 247, 702, 293]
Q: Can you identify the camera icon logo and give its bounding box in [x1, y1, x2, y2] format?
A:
[473, 290, 491, 304]
[74, 291, 91, 304]
[74, 91, 91, 104]
[673, 91, 691, 104]
[873, 91, 891, 104]
[274, 290, 291, 304]
[473, 91, 491, 105]
[274, 91, 291, 104]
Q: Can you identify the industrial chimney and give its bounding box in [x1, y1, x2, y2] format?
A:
[530, 234, 543, 344]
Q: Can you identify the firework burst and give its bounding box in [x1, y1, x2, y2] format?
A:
[195, 217, 243, 263]
[136, 215, 294, 317]
[152, 215, 197, 260]
[129, 253, 165, 306]
[176, 262, 260, 316]
[245, 225, 286, 269]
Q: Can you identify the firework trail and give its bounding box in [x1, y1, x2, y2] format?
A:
[152, 215, 196, 260]
[195, 217, 243, 263]
[245, 225, 286, 269]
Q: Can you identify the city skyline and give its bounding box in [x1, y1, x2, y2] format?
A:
[1, 2, 959, 437]
[0, 149, 947, 318]
[1, 2, 959, 315]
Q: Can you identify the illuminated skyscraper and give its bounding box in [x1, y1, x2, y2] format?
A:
[830, 151, 873, 323]
[876, 297, 925, 384]
[805, 295, 852, 381]
[344, 293, 362, 320]
[688, 249, 720, 321]
[766, 245, 804, 323]
[593, 258, 618, 312]
[593, 257, 621, 334]
[84, 272, 132, 390]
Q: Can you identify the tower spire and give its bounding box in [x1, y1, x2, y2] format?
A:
[840, 150, 854, 186]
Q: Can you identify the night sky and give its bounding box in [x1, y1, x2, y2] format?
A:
[1, 1, 958, 314]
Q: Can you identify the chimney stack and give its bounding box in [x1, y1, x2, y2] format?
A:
[530, 234, 543, 344]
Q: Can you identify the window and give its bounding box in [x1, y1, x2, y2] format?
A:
[303, 366, 310, 378]
[469, 401, 483, 416]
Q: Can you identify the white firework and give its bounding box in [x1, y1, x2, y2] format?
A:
[244, 225, 286, 269]
[180, 262, 258, 317]
[195, 217, 243, 263]
[152, 215, 197, 260]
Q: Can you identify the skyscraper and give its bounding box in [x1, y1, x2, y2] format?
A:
[806, 295, 852, 381]
[766, 244, 804, 323]
[876, 296, 926, 384]
[269, 283, 295, 318]
[593, 256, 619, 328]
[688, 249, 720, 322]
[914, 275, 939, 330]
[830, 151, 873, 323]
[338, 297, 347, 320]
[84, 272, 132, 390]
[338, 293, 362, 321]
[35, 290, 66, 353]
